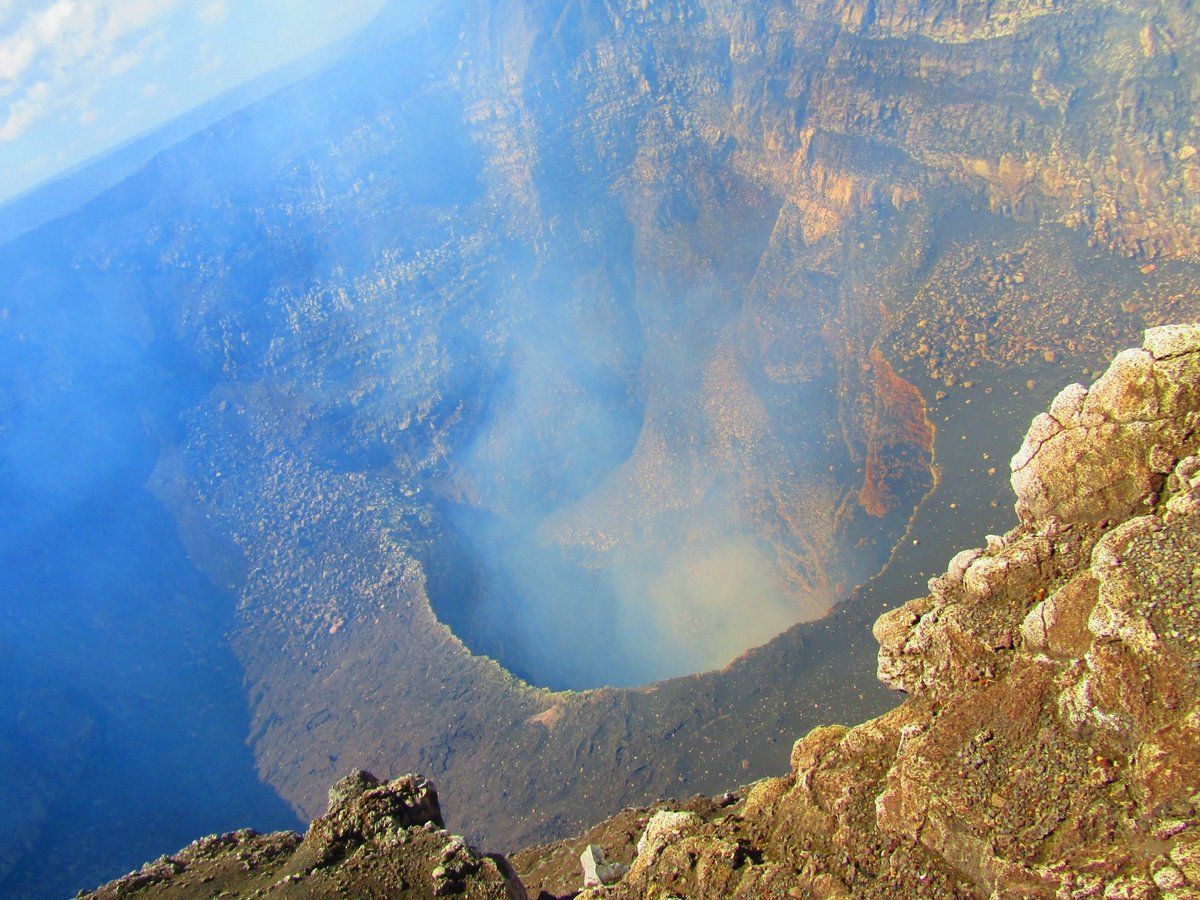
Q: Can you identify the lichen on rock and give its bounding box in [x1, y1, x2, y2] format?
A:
[1010, 324, 1200, 526]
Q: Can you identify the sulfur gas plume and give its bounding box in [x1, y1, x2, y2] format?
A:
[421, 269, 875, 689]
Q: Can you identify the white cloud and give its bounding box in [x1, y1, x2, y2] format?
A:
[152, 32, 170, 64]
[0, 104, 43, 140]
[0, 80, 50, 140]
[23, 151, 50, 172]
[196, 39, 223, 74]
[0, 0, 179, 148]
[32, 0, 74, 43]
[109, 48, 143, 76]
[0, 0, 393, 200]
[0, 31, 36, 81]
[35, 0, 100, 67]
[198, 1, 228, 27]
[0, 0, 21, 30]
[101, 0, 179, 44]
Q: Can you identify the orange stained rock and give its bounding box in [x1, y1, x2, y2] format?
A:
[858, 347, 935, 518]
[526, 704, 566, 731]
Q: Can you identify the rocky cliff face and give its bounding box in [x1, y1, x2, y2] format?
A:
[6, 0, 1200, 891]
[212, 0, 1200, 850]
[86, 324, 1200, 897]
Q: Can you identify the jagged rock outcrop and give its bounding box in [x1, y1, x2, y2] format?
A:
[80, 771, 525, 899]
[1010, 323, 1200, 525]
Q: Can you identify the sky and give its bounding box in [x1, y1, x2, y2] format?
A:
[0, 0, 394, 204]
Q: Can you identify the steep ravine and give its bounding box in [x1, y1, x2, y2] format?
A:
[85, 324, 1200, 898]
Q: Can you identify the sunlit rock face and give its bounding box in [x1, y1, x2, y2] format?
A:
[3, 0, 1200, 886]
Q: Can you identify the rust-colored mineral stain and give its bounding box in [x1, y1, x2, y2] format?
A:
[858, 348, 935, 518]
[526, 704, 566, 731]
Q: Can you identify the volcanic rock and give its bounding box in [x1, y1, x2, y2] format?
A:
[516, 325, 1200, 897]
[85, 326, 1200, 898]
[7, 0, 1200, 890]
[580, 843, 628, 888]
[1010, 325, 1200, 525]
[79, 771, 525, 899]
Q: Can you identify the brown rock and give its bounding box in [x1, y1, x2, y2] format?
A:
[1011, 325, 1200, 524]
[82, 773, 526, 899]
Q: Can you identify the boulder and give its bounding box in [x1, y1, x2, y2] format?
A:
[579, 843, 628, 887]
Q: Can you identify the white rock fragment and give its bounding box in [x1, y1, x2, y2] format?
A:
[580, 843, 629, 887]
[963, 555, 1009, 600]
[946, 548, 982, 584]
[1010, 412, 1062, 472]
[1048, 382, 1089, 426]
[1020, 600, 1051, 652]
